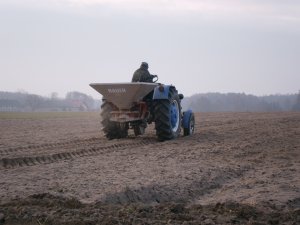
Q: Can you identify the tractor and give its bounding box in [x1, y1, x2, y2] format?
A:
[90, 76, 194, 141]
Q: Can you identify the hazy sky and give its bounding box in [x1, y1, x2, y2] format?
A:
[0, 0, 299, 98]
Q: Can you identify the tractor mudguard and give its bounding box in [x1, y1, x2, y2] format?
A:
[153, 85, 171, 100]
[182, 109, 193, 129]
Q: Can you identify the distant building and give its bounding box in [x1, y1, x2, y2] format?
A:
[65, 99, 88, 112]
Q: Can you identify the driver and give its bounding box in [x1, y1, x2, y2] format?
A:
[131, 62, 157, 83]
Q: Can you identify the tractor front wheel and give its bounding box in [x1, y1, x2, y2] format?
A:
[184, 113, 195, 136]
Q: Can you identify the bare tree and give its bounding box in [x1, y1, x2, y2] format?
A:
[26, 94, 44, 111]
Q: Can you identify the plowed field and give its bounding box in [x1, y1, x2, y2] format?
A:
[0, 112, 299, 225]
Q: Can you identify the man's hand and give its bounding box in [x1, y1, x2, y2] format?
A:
[151, 75, 158, 83]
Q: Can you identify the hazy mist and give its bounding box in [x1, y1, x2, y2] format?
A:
[0, 0, 299, 98]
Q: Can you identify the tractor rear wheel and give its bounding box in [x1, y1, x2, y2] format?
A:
[154, 88, 181, 141]
[101, 101, 128, 139]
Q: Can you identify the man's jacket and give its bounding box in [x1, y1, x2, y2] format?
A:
[132, 68, 154, 82]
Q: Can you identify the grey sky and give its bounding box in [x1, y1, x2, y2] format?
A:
[0, 0, 299, 98]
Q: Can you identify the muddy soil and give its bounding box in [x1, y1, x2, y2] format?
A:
[0, 112, 299, 224]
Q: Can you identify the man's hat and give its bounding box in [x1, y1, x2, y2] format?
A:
[141, 62, 149, 69]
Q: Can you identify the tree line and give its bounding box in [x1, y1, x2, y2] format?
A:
[181, 92, 300, 112]
[0, 91, 101, 112]
[1, 90, 299, 112]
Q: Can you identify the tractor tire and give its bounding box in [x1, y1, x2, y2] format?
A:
[184, 113, 195, 136]
[101, 101, 128, 139]
[154, 88, 181, 141]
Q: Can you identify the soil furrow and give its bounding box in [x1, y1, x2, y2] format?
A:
[0, 139, 157, 169]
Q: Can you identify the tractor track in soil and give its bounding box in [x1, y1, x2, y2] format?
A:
[0, 137, 102, 155]
[0, 138, 157, 169]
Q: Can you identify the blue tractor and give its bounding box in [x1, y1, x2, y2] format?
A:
[90, 78, 194, 141]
